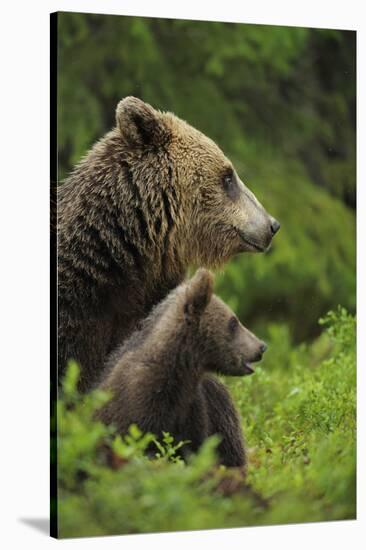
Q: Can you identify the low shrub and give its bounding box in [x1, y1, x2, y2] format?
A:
[54, 307, 356, 537]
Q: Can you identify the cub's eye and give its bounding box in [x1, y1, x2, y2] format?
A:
[228, 316, 239, 334]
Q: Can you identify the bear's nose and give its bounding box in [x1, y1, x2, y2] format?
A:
[270, 218, 281, 235]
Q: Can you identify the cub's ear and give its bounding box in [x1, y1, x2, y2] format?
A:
[184, 269, 214, 321]
[116, 96, 170, 147]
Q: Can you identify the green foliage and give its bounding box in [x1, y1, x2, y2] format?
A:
[153, 432, 190, 463]
[56, 310, 356, 537]
[57, 13, 356, 341]
[57, 15, 355, 203]
[226, 306, 356, 524]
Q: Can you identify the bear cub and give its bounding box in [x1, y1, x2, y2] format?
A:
[97, 269, 266, 468]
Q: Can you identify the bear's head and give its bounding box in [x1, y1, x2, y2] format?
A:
[183, 269, 267, 376]
[116, 97, 280, 268]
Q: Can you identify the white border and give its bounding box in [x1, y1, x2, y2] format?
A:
[0, 1, 364, 548]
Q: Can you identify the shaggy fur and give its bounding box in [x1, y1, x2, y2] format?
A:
[58, 97, 279, 391]
[97, 269, 267, 468]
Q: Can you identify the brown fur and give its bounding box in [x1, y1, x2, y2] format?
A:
[97, 269, 267, 468]
[58, 97, 278, 391]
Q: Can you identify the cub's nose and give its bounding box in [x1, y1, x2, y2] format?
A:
[252, 341, 267, 362]
[260, 341, 268, 354]
[270, 218, 281, 236]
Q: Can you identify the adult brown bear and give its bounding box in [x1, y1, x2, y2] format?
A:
[58, 97, 279, 392]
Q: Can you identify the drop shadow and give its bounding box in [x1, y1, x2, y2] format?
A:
[19, 517, 50, 536]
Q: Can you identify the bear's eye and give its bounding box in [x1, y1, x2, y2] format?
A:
[222, 170, 239, 200]
[228, 316, 239, 334]
[223, 172, 234, 191]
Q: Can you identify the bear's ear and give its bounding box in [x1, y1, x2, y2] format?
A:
[116, 96, 170, 147]
[184, 269, 214, 321]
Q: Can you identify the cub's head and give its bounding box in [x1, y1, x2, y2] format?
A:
[183, 269, 267, 376]
[116, 97, 280, 267]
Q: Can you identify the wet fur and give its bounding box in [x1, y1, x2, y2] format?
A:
[58, 97, 275, 392]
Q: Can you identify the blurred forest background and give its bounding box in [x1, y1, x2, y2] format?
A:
[55, 13, 356, 536]
[57, 12, 356, 343]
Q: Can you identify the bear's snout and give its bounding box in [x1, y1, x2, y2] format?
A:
[270, 217, 281, 236]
